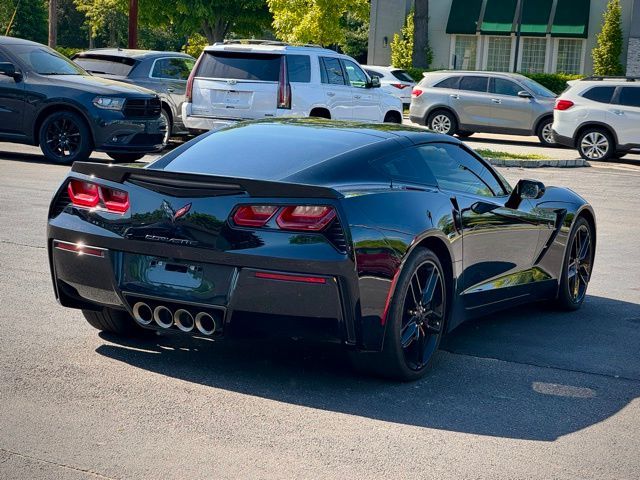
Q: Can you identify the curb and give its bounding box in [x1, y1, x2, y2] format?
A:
[486, 158, 590, 168]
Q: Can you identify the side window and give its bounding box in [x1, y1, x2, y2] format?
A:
[490, 78, 522, 96]
[618, 87, 640, 108]
[416, 143, 505, 197]
[286, 55, 311, 83]
[0, 50, 10, 63]
[320, 57, 346, 85]
[459, 76, 488, 93]
[434, 76, 460, 89]
[365, 69, 383, 80]
[342, 59, 368, 88]
[152, 58, 194, 80]
[369, 148, 438, 187]
[582, 86, 615, 104]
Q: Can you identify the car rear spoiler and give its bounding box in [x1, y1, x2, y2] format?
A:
[71, 162, 343, 199]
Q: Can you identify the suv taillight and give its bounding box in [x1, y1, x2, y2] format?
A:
[391, 83, 408, 89]
[67, 179, 129, 214]
[186, 53, 204, 103]
[555, 99, 574, 111]
[412, 88, 423, 97]
[277, 56, 291, 109]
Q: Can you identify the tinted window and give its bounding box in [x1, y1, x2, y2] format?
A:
[434, 76, 460, 89]
[370, 148, 438, 187]
[197, 52, 281, 81]
[490, 78, 522, 96]
[342, 59, 368, 88]
[74, 57, 135, 76]
[286, 55, 311, 83]
[320, 57, 346, 85]
[11, 44, 84, 75]
[365, 69, 383, 79]
[582, 86, 615, 104]
[619, 87, 640, 108]
[151, 57, 194, 80]
[459, 76, 488, 92]
[417, 143, 504, 197]
[392, 70, 414, 82]
[0, 50, 11, 63]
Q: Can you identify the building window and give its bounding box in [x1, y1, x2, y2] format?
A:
[520, 38, 547, 73]
[556, 39, 583, 74]
[453, 35, 477, 70]
[486, 37, 512, 72]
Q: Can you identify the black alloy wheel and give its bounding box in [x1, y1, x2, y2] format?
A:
[39, 111, 92, 164]
[557, 217, 594, 310]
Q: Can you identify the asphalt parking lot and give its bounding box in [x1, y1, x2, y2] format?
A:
[1, 139, 639, 479]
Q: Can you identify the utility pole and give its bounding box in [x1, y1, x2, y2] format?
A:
[513, 0, 523, 72]
[48, 0, 58, 48]
[128, 0, 138, 49]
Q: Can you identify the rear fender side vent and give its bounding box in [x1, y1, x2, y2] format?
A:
[50, 187, 71, 217]
[325, 219, 349, 254]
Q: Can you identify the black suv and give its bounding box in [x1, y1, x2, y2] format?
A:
[0, 36, 166, 163]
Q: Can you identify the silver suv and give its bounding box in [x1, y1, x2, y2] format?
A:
[410, 71, 557, 145]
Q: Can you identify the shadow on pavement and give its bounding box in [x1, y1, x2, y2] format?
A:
[96, 294, 640, 442]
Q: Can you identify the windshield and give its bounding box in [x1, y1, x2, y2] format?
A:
[520, 77, 556, 98]
[11, 44, 86, 75]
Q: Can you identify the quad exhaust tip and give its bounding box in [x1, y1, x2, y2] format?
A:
[174, 309, 195, 333]
[195, 312, 217, 336]
[153, 305, 174, 329]
[132, 302, 153, 326]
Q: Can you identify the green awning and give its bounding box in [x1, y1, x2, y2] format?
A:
[520, 0, 553, 36]
[551, 0, 591, 38]
[481, 0, 518, 35]
[446, 0, 483, 35]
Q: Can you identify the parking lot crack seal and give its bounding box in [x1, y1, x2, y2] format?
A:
[0, 240, 45, 249]
[0, 447, 117, 479]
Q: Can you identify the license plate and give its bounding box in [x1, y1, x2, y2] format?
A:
[225, 91, 241, 105]
[146, 260, 203, 289]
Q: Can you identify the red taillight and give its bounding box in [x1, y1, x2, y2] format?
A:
[101, 186, 130, 213]
[555, 99, 574, 111]
[233, 205, 278, 227]
[391, 83, 408, 89]
[67, 179, 99, 208]
[67, 179, 129, 213]
[254, 271, 326, 284]
[53, 240, 105, 258]
[412, 88, 423, 97]
[276, 206, 336, 231]
[277, 56, 291, 109]
[185, 53, 203, 103]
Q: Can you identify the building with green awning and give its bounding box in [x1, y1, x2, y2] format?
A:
[368, 0, 640, 76]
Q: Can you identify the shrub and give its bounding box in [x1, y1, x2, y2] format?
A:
[55, 46, 83, 58]
[390, 11, 414, 69]
[183, 34, 208, 59]
[592, 0, 624, 76]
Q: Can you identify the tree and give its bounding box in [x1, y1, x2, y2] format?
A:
[390, 11, 413, 69]
[1, 0, 48, 43]
[75, 0, 128, 47]
[592, 0, 624, 76]
[340, 12, 368, 62]
[49, 0, 58, 47]
[268, 0, 369, 47]
[412, 0, 429, 68]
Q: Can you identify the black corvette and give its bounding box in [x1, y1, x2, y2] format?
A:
[47, 119, 596, 380]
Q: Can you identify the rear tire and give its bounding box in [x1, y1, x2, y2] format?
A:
[577, 128, 614, 161]
[83, 308, 149, 337]
[160, 108, 172, 148]
[384, 111, 402, 124]
[456, 131, 474, 139]
[537, 118, 556, 146]
[427, 110, 457, 136]
[39, 111, 93, 164]
[107, 152, 146, 162]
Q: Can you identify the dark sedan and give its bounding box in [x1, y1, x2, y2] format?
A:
[73, 49, 195, 146]
[47, 119, 596, 380]
[0, 36, 165, 164]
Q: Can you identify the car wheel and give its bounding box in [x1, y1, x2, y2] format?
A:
[39, 111, 93, 164]
[427, 110, 457, 136]
[578, 128, 614, 161]
[456, 131, 474, 139]
[556, 217, 594, 311]
[383, 111, 402, 124]
[160, 108, 171, 147]
[107, 152, 146, 162]
[352, 247, 448, 381]
[83, 308, 150, 337]
[537, 119, 556, 146]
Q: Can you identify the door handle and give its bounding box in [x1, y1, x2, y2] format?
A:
[491, 98, 501, 104]
[167, 88, 175, 93]
[354, 94, 362, 99]
[327, 92, 336, 97]
[611, 109, 624, 116]
[449, 94, 460, 99]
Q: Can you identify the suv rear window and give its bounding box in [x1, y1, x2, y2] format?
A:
[197, 52, 281, 81]
[73, 55, 137, 76]
[582, 86, 615, 104]
[391, 70, 414, 82]
[619, 87, 640, 108]
[434, 76, 460, 89]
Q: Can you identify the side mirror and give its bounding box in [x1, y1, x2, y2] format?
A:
[518, 90, 533, 99]
[368, 76, 381, 88]
[506, 179, 545, 209]
[0, 62, 18, 79]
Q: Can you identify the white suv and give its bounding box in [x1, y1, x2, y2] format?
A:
[183, 41, 403, 132]
[553, 77, 640, 161]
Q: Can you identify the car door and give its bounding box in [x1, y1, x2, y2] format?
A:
[416, 142, 553, 308]
[341, 58, 380, 121]
[319, 56, 352, 120]
[608, 86, 640, 146]
[488, 77, 533, 131]
[149, 57, 195, 127]
[0, 48, 26, 138]
[453, 76, 491, 128]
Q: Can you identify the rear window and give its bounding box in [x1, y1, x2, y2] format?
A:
[434, 76, 460, 89]
[286, 54, 311, 83]
[74, 55, 136, 76]
[197, 51, 281, 81]
[391, 70, 414, 82]
[581, 86, 615, 104]
[618, 87, 640, 108]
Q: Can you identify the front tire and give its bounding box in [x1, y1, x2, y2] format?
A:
[384, 111, 402, 124]
[107, 152, 146, 162]
[39, 111, 93, 164]
[83, 308, 149, 337]
[577, 128, 614, 161]
[160, 108, 172, 148]
[537, 118, 556, 146]
[556, 217, 594, 310]
[427, 110, 457, 136]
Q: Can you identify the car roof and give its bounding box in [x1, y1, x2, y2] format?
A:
[74, 48, 193, 60]
[361, 65, 402, 72]
[426, 70, 529, 80]
[0, 35, 42, 46]
[204, 43, 339, 56]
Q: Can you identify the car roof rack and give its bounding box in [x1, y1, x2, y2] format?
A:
[216, 39, 323, 48]
[581, 76, 639, 82]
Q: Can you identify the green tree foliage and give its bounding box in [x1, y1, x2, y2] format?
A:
[340, 13, 368, 62]
[58, 0, 89, 48]
[268, 0, 369, 47]
[390, 11, 413, 69]
[592, 0, 624, 76]
[1, 0, 48, 43]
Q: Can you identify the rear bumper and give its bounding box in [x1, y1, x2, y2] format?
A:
[552, 131, 575, 148]
[182, 103, 240, 131]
